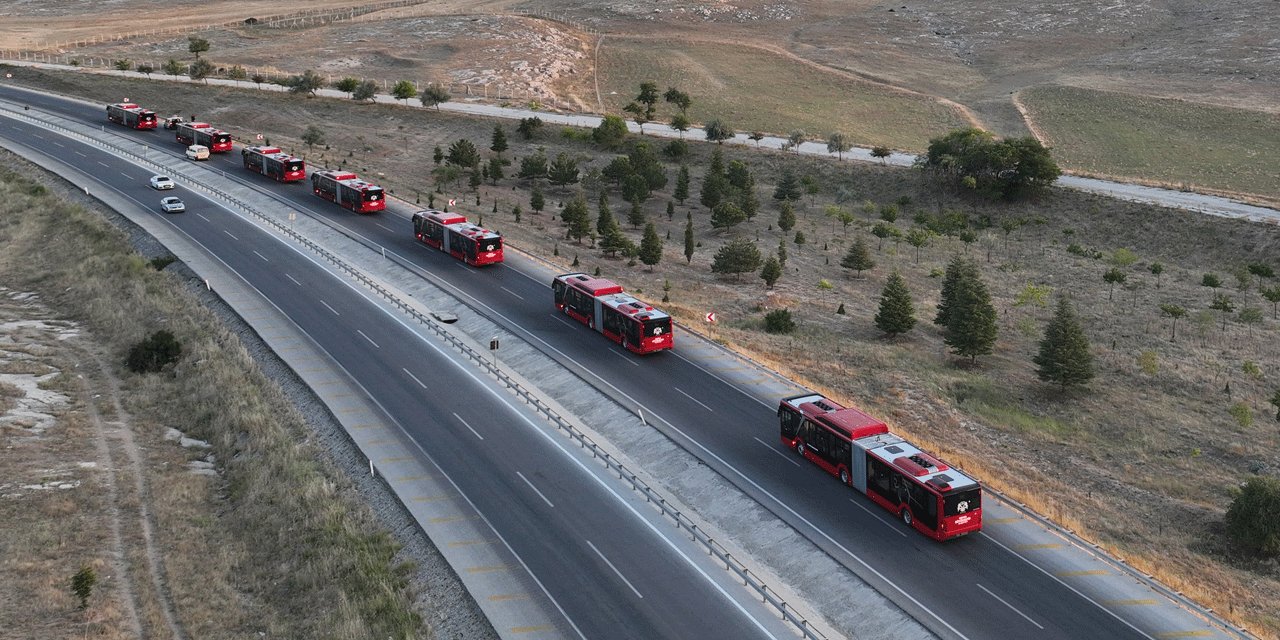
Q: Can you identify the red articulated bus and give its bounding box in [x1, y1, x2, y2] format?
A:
[411, 210, 503, 266]
[106, 103, 158, 130]
[310, 170, 385, 213]
[241, 146, 306, 183]
[174, 122, 233, 153]
[552, 273, 673, 354]
[778, 393, 981, 540]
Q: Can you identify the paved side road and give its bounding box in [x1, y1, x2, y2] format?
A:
[3, 59, 1277, 225]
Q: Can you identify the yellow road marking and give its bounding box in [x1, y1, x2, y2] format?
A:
[428, 515, 468, 524]
[1014, 543, 1061, 550]
[379, 456, 412, 463]
[351, 423, 377, 430]
[1102, 599, 1158, 606]
[509, 626, 554, 634]
[466, 565, 509, 574]
[984, 517, 1021, 524]
[1055, 569, 1109, 577]
[488, 594, 529, 602]
[410, 495, 449, 503]
[447, 539, 494, 548]
[1155, 631, 1213, 638]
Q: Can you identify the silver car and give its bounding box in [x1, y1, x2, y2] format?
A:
[159, 196, 186, 213]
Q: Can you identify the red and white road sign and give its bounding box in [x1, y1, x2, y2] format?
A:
[448, 198, 456, 206]
[256, 133, 264, 140]
[705, 312, 717, 323]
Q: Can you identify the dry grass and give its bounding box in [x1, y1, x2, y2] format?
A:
[1018, 85, 1280, 207]
[0, 159, 423, 638]
[597, 37, 972, 150]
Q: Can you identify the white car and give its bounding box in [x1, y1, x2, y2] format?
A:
[159, 196, 186, 213]
[185, 144, 210, 160]
[149, 175, 175, 190]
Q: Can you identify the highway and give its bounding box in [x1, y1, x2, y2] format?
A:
[0, 83, 1242, 640]
[0, 103, 795, 640]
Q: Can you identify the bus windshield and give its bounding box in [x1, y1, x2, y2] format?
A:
[943, 489, 981, 516]
[643, 318, 671, 337]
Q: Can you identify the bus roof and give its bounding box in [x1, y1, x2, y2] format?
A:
[559, 273, 624, 297]
[783, 393, 889, 440]
[451, 222, 500, 240]
[865, 439, 978, 494]
[416, 209, 467, 226]
[598, 292, 670, 321]
[317, 170, 359, 181]
[246, 146, 282, 155]
[111, 103, 139, 109]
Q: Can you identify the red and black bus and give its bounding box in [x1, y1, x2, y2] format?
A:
[778, 393, 982, 540]
[175, 122, 233, 153]
[106, 103, 158, 130]
[311, 170, 385, 213]
[242, 146, 306, 183]
[552, 273, 673, 354]
[411, 210, 503, 266]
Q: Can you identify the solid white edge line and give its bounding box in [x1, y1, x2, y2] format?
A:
[975, 583, 1044, 630]
[516, 471, 555, 508]
[453, 412, 485, 441]
[585, 540, 643, 599]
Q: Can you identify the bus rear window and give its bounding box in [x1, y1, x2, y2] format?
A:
[480, 237, 502, 253]
[943, 489, 981, 516]
[643, 318, 671, 337]
[286, 161, 303, 172]
[364, 188, 384, 201]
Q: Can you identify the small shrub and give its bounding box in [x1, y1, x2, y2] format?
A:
[1243, 360, 1263, 380]
[1202, 273, 1222, 288]
[124, 330, 182, 373]
[764, 309, 796, 334]
[1229, 402, 1253, 429]
[70, 566, 96, 609]
[1225, 476, 1280, 557]
[1138, 351, 1158, 375]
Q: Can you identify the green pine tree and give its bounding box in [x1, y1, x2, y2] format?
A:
[778, 201, 797, 232]
[639, 222, 663, 270]
[935, 254, 976, 327]
[944, 266, 998, 362]
[674, 165, 691, 204]
[773, 169, 803, 201]
[760, 255, 783, 288]
[841, 235, 875, 276]
[597, 192, 618, 237]
[1033, 297, 1095, 388]
[875, 272, 916, 337]
[684, 216, 695, 264]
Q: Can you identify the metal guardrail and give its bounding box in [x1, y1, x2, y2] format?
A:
[0, 104, 830, 640]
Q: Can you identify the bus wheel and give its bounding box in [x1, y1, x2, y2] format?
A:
[839, 468, 850, 486]
[622, 337, 628, 351]
[588, 317, 595, 330]
[794, 440, 805, 457]
[901, 508, 913, 527]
